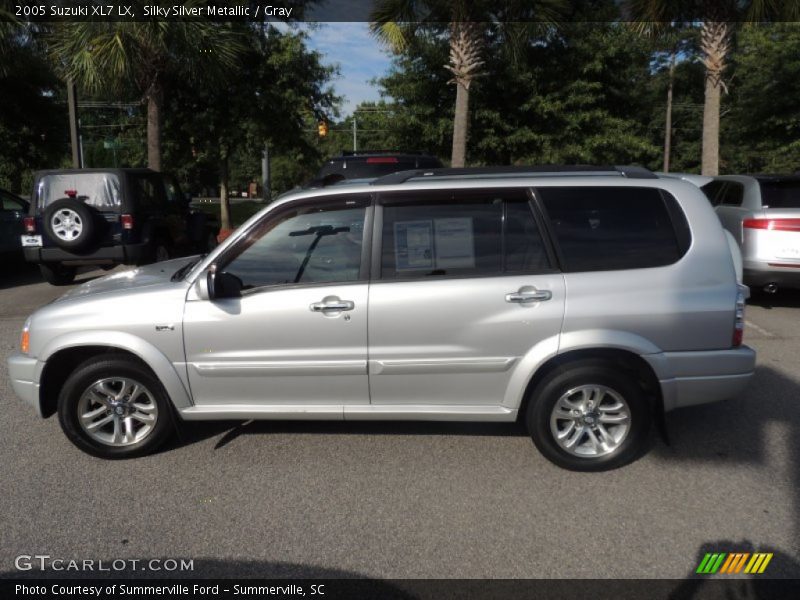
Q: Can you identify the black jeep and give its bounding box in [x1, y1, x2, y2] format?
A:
[22, 168, 218, 285]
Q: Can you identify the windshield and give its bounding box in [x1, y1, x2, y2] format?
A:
[36, 173, 122, 210]
[760, 181, 800, 209]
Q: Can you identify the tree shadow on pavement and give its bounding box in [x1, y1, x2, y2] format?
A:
[655, 366, 800, 578]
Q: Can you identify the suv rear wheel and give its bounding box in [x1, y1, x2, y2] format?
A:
[526, 360, 651, 471]
[57, 357, 174, 459]
[39, 262, 76, 285]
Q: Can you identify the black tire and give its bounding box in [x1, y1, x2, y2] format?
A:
[525, 360, 651, 471]
[57, 357, 174, 459]
[39, 262, 76, 286]
[43, 198, 96, 250]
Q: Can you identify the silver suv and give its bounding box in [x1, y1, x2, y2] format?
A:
[8, 166, 756, 471]
[701, 175, 800, 293]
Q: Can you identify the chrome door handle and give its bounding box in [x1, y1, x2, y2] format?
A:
[310, 299, 355, 312]
[505, 290, 552, 303]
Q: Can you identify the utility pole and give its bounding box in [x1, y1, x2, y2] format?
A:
[663, 51, 676, 173]
[352, 115, 357, 152]
[67, 79, 82, 168]
[261, 143, 271, 202]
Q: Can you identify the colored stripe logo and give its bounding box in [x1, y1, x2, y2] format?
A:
[696, 552, 773, 574]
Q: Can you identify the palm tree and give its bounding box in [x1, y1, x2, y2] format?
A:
[370, 0, 565, 168]
[48, 4, 244, 171]
[626, 1, 798, 176]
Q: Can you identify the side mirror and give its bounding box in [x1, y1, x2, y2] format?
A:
[204, 264, 242, 300]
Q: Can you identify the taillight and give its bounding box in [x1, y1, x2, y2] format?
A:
[366, 157, 399, 163]
[743, 218, 800, 232]
[23, 217, 36, 233]
[121, 214, 134, 230]
[733, 289, 746, 347]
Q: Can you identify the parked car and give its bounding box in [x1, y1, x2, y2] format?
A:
[699, 174, 800, 293]
[0, 188, 29, 258]
[658, 173, 744, 284]
[22, 168, 219, 285]
[8, 165, 754, 470]
[309, 151, 443, 187]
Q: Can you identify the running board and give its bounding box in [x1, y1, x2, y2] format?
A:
[179, 405, 517, 422]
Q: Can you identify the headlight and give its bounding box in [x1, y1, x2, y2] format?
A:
[20, 318, 31, 355]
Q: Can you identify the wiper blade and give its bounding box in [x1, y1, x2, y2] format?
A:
[171, 254, 206, 281]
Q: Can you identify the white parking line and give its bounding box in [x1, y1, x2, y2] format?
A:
[745, 320, 775, 337]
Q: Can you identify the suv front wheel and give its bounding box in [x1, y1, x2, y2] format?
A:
[57, 357, 174, 459]
[526, 360, 651, 471]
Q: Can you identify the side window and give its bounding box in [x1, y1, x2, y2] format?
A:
[220, 197, 368, 291]
[379, 190, 550, 280]
[132, 176, 159, 212]
[504, 199, 550, 272]
[539, 187, 686, 272]
[721, 182, 744, 206]
[700, 181, 725, 206]
[1, 193, 26, 212]
[164, 178, 180, 205]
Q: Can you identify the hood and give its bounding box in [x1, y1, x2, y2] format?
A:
[56, 256, 199, 302]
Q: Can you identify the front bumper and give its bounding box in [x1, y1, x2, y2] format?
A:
[647, 346, 757, 412]
[7, 353, 42, 417]
[24, 242, 149, 266]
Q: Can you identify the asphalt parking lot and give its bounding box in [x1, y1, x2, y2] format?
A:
[1, 262, 799, 580]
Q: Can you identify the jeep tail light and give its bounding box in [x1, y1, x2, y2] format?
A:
[733, 288, 746, 347]
[23, 217, 36, 233]
[65, 189, 77, 198]
[743, 218, 800, 232]
[121, 214, 134, 230]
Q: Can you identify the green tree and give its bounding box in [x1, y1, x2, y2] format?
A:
[370, 0, 566, 167]
[167, 25, 338, 228]
[0, 21, 66, 193]
[364, 11, 658, 168]
[625, 0, 799, 175]
[47, 1, 245, 171]
[725, 23, 800, 172]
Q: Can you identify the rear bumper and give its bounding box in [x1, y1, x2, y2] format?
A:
[24, 242, 148, 266]
[743, 259, 800, 289]
[7, 353, 42, 417]
[647, 347, 757, 412]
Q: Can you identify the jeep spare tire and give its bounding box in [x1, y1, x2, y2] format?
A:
[44, 198, 96, 250]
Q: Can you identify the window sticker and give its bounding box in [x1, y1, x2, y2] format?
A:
[394, 220, 434, 270]
[434, 217, 475, 269]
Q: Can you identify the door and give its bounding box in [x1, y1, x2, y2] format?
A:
[367, 189, 565, 407]
[183, 194, 371, 409]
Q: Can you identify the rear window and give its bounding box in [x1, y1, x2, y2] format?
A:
[539, 187, 688, 272]
[35, 173, 121, 210]
[759, 181, 800, 208]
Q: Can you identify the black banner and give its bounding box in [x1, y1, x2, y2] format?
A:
[3, 579, 800, 600]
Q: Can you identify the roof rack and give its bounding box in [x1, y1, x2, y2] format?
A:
[371, 165, 657, 186]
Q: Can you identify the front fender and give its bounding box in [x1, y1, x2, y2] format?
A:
[37, 331, 193, 410]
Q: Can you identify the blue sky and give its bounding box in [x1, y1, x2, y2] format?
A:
[302, 23, 395, 116]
